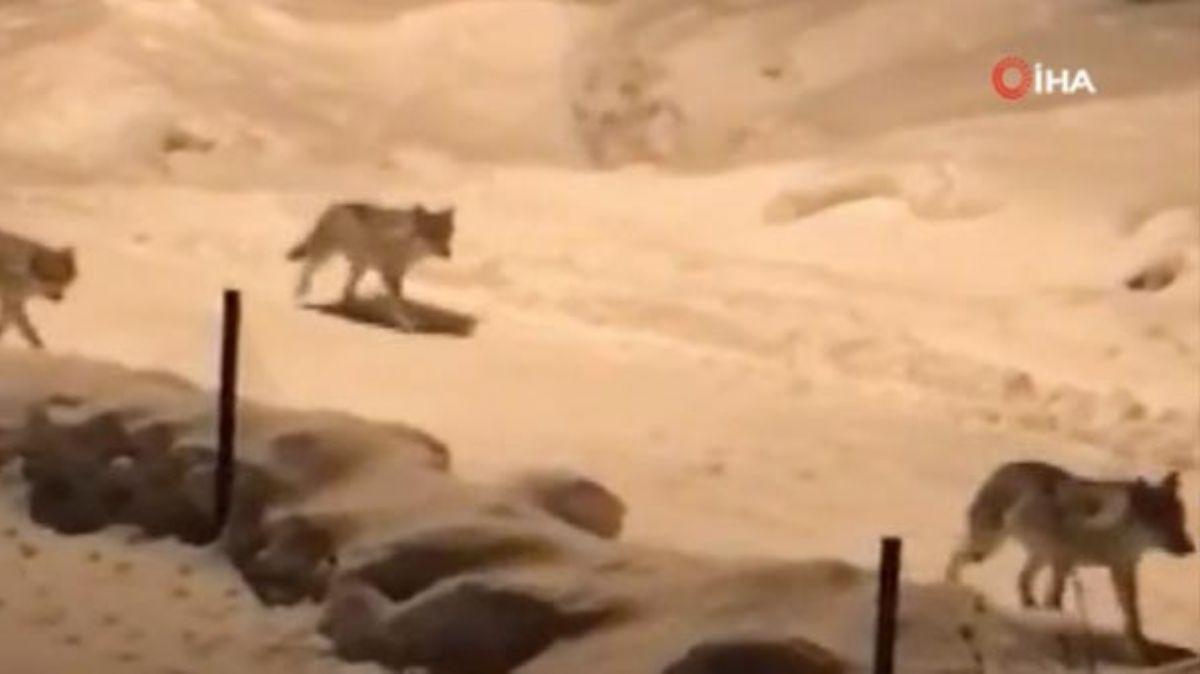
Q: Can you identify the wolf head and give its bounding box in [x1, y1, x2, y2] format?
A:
[30, 246, 77, 301]
[414, 206, 455, 259]
[1131, 472, 1195, 556]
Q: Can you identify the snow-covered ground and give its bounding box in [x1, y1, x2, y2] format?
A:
[0, 0, 1196, 671]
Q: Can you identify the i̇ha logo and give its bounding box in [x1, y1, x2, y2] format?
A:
[991, 56, 1097, 100]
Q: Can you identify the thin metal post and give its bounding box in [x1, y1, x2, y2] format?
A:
[874, 536, 903, 674]
[213, 289, 241, 535]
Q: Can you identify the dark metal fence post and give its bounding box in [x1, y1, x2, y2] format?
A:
[213, 289, 241, 536]
[874, 536, 903, 674]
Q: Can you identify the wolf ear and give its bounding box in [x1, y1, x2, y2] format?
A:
[1162, 472, 1180, 492]
[1131, 478, 1152, 499]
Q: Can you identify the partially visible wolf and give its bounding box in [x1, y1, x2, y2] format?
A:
[0, 229, 77, 349]
[946, 461, 1194, 660]
[287, 202, 455, 331]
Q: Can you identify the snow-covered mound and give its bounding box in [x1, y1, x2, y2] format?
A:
[1, 352, 1193, 673]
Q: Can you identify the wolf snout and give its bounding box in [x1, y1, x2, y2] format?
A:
[1170, 536, 1196, 556]
[1163, 524, 1197, 555]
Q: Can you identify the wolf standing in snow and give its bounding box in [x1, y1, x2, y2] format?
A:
[287, 202, 455, 331]
[945, 460, 1194, 660]
[0, 229, 77, 349]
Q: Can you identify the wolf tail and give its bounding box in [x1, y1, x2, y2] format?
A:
[967, 481, 1012, 542]
[946, 493, 1008, 582]
[947, 464, 1044, 582]
[286, 235, 313, 261]
[288, 205, 342, 261]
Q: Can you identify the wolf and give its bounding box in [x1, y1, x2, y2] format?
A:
[286, 202, 454, 331]
[945, 461, 1194, 660]
[0, 230, 77, 349]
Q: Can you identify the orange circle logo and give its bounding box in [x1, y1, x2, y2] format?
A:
[992, 56, 1032, 100]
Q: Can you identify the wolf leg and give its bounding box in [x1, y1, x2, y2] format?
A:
[381, 271, 416, 332]
[1111, 563, 1152, 662]
[9, 301, 43, 349]
[1044, 560, 1071, 610]
[341, 263, 366, 303]
[1017, 555, 1047, 608]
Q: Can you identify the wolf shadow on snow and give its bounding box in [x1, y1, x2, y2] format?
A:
[305, 294, 477, 338]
